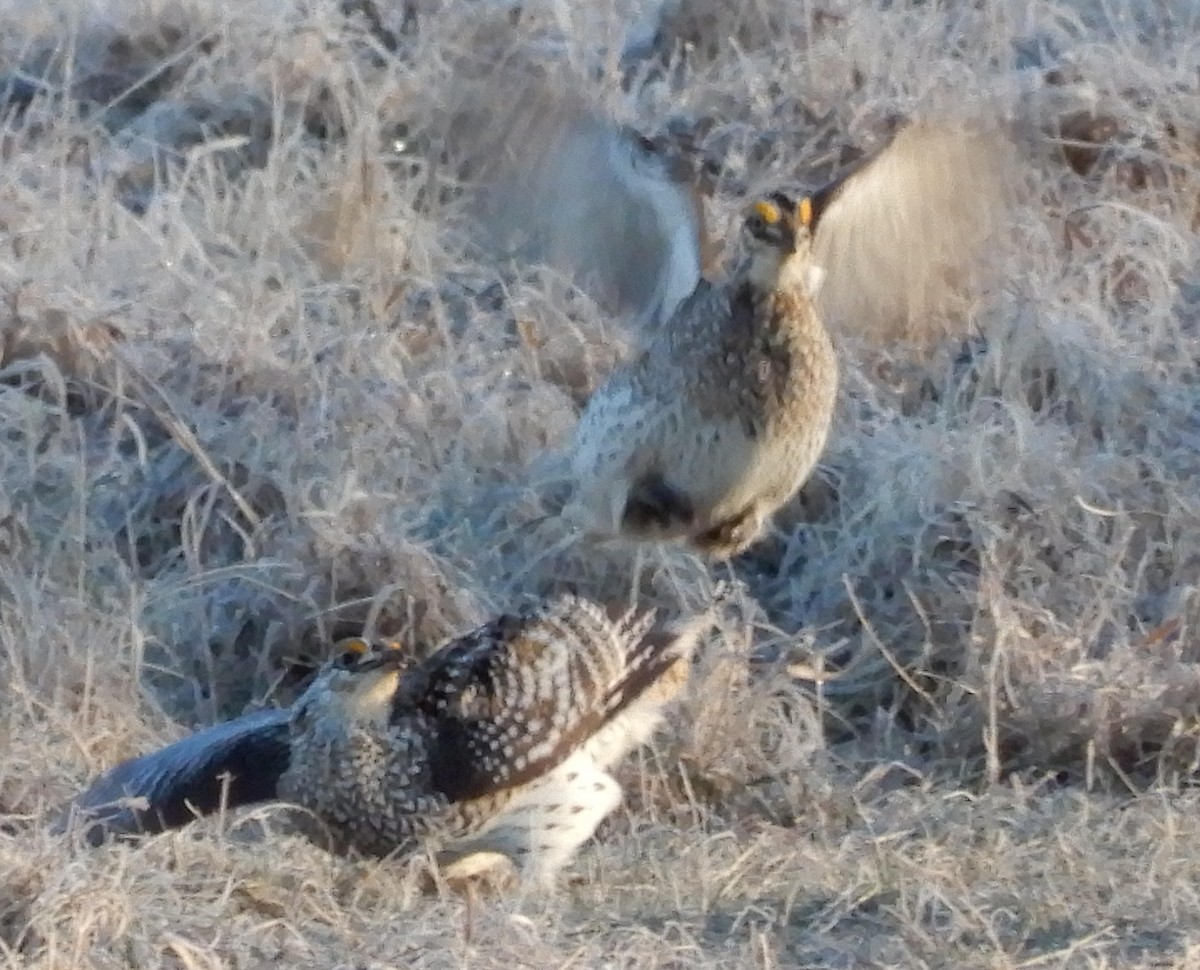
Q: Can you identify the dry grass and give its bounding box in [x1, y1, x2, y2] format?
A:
[2, 0, 1200, 966]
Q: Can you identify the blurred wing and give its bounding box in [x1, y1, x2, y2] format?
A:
[444, 62, 706, 328]
[53, 708, 292, 845]
[811, 121, 1018, 345]
[403, 598, 695, 802]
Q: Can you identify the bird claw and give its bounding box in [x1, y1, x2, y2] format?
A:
[694, 508, 764, 561]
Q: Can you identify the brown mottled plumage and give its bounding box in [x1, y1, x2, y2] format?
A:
[57, 597, 720, 885]
[566, 191, 838, 560]
[280, 596, 717, 881]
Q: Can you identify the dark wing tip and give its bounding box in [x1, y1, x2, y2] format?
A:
[807, 166, 856, 232]
[52, 707, 293, 846]
[805, 119, 912, 232]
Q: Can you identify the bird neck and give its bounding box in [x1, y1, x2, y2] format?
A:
[334, 670, 403, 730]
[736, 260, 819, 330]
[744, 247, 787, 291]
[742, 246, 822, 301]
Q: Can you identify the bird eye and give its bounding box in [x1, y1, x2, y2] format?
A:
[336, 650, 362, 669]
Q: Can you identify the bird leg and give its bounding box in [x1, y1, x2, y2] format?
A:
[630, 544, 646, 608]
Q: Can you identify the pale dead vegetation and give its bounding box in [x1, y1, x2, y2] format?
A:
[2, 0, 1200, 966]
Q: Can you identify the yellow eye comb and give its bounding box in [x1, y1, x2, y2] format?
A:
[797, 197, 813, 228]
[333, 637, 404, 656]
[335, 636, 372, 656]
[754, 200, 781, 224]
